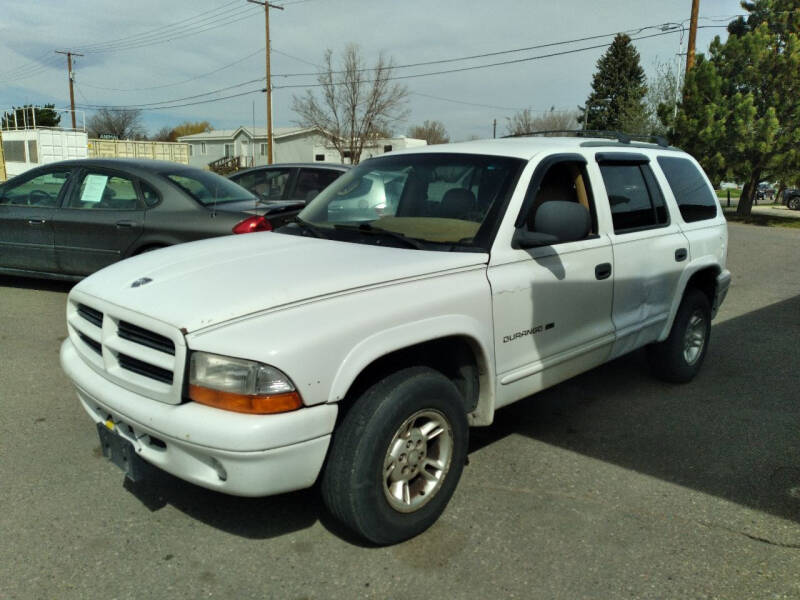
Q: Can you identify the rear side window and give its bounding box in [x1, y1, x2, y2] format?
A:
[66, 172, 141, 211]
[599, 164, 668, 233]
[657, 157, 718, 222]
[294, 168, 342, 201]
[140, 181, 161, 208]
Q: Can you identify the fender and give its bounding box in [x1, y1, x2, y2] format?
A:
[658, 256, 721, 341]
[329, 314, 497, 426]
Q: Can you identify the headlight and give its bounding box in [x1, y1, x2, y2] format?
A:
[188, 352, 302, 414]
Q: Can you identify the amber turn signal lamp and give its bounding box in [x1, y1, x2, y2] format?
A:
[189, 385, 302, 415]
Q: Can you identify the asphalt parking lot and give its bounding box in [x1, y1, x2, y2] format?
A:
[1, 222, 799, 600]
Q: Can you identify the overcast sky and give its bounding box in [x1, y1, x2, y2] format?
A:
[0, 0, 746, 140]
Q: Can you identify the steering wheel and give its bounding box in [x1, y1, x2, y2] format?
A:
[27, 189, 52, 206]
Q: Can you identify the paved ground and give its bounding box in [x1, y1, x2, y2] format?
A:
[1, 223, 799, 599]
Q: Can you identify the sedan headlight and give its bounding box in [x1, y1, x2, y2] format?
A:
[188, 352, 302, 414]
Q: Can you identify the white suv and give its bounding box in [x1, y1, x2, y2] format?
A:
[61, 136, 731, 544]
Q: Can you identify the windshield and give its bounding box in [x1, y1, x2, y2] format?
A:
[161, 169, 256, 206]
[298, 153, 523, 251]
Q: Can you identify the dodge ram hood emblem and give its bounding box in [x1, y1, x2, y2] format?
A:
[131, 277, 153, 288]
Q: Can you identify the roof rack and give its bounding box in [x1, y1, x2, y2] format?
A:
[502, 129, 670, 148]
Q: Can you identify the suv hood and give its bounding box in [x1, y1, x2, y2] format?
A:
[74, 232, 487, 333]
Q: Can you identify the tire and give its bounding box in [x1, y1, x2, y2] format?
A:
[647, 287, 712, 383]
[788, 197, 800, 210]
[321, 366, 469, 545]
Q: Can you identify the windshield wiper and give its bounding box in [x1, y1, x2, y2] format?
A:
[333, 223, 425, 250]
[292, 216, 328, 239]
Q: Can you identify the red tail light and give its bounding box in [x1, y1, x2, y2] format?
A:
[232, 215, 273, 234]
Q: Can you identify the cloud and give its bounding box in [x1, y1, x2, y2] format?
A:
[0, 0, 745, 140]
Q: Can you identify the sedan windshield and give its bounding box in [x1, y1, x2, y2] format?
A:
[162, 169, 255, 206]
[298, 153, 523, 251]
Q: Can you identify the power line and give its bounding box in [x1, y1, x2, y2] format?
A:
[273, 29, 682, 90]
[78, 46, 265, 92]
[411, 92, 526, 113]
[76, 5, 261, 54]
[74, 86, 265, 111]
[271, 47, 321, 68]
[76, 78, 264, 109]
[68, 27, 684, 112]
[75, 0, 249, 53]
[0, 2, 257, 81]
[77, 0, 241, 51]
[0, 54, 63, 83]
[271, 25, 680, 79]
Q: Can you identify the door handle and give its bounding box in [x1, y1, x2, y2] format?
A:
[595, 262, 612, 280]
[27, 218, 46, 225]
[115, 220, 135, 229]
[675, 248, 688, 262]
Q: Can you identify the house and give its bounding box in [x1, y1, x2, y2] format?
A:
[312, 136, 427, 164]
[178, 126, 329, 170]
[178, 126, 427, 169]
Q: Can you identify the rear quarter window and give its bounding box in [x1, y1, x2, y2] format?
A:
[657, 157, 718, 222]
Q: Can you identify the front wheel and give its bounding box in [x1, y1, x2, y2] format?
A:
[647, 288, 711, 383]
[321, 366, 468, 545]
[788, 197, 800, 210]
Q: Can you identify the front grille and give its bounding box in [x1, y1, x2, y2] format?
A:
[118, 320, 175, 356]
[77, 304, 103, 328]
[78, 332, 102, 355]
[118, 353, 174, 385]
[68, 296, 185, 403]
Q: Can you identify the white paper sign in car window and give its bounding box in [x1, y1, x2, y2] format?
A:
[81, 174, 109, 203]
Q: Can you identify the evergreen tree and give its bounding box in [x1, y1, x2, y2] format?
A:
[1, 104, 61, 129]
[673, 0, 800, 216]
[580, 34, 647, 132]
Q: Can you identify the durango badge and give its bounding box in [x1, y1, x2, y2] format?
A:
[130, 277, 153, 288]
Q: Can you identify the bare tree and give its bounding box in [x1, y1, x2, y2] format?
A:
[151, 126, 173, 142]
[292, 44, 409, 164]
[505, 107, 579, 136]
[505, 108, 537, 136]
[644, 61, 682, 136]
[407, 120, 449, 145]
[88, 108, 145, 140]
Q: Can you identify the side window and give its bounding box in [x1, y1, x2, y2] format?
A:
[294, 169, 340, 201]
[600, 164, 668, 233]
[524, 161, 596, 237]
[657, 156, 718, 222]
[66, 172, 141, 210]
[261, 168, 291, 200]
[140, 181, 161, 208]
[231, 171, 267, 197]
[0, 170, 72, 207]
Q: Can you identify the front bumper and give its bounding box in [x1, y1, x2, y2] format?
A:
[712, 269, 732, 319]
[61, 339, 337, 497]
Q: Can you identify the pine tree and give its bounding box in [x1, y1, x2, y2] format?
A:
[580, 34, 647, 132]
[673, 0, 800, 216]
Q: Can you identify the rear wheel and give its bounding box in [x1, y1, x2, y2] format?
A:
[321, 366, 468, 545]
[788, 196, 800, 210]
[647, 288, 711, 383]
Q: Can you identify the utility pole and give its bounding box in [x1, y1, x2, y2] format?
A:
[56, 50, 83, 130]
[685, 0, 700, 75]
[492, 119, 496, 139]
[247, 0, 283, 165]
